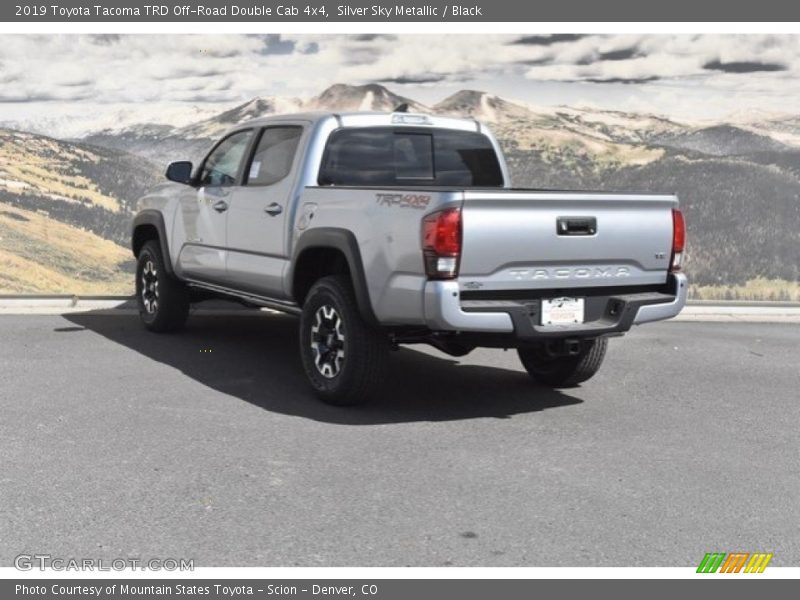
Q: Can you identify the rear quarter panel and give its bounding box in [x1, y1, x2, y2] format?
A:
[295, 187, 462, 324]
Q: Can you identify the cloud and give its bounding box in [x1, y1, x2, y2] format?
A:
[1, 33, 799, 126]
[598, 47, 644, 62]
[377, 74, 447, 84]
[352, 34, 397, 42]
[89, 34, 121, 46]
[516, 57, 553, 66]
[260, 34, 295, 55]
[0, 88, 95, 102]
[511, 34, 587, 46]
[703, 59, 787, 73]
[522, 35, 800, 90]
[150, 64, 232, 81]
[341, 46, 382, 66]
[576, 46, 644, 65]
[584, 76, 660, 84]
[0, 61, 21, 84]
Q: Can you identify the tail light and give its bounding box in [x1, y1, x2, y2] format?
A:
[671, 208, 686, 272]
[422, 207, 461, 279]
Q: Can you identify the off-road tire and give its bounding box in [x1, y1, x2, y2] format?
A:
[299, 275, 389, 406]
[135, 240, 190, 333]
[517, 338, 608, 388]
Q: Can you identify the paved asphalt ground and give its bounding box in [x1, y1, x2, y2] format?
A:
[1, 312, 798, 567]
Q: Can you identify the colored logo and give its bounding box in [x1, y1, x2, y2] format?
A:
[697, 552, 773, 573]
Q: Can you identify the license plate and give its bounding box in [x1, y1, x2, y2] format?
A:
[541, 297, 585, 325]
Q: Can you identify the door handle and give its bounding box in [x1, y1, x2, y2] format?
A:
[264, 203, 283, 216]
[212, 200, 229, 213]
[557, 216, 596, 236]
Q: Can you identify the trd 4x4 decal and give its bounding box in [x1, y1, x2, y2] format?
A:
[375, 193, 431, 209]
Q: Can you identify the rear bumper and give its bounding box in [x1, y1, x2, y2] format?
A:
[632, 273, 688, 324]
[423, 273, 687, 340]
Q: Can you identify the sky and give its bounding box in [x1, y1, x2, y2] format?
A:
[1, 34, 799, 136]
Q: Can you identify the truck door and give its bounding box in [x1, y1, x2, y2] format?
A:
[177, 129, 254, 283]
[222, 125, 304, 298]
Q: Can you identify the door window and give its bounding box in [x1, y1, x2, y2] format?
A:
[198, 130, 253, 187]
[245, 126, 303, 186]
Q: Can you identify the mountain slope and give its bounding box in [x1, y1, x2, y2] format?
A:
[654, 125, 790, 156]
[0, 203, 132, 294]
[1, 129, 126, 213]
[0, 128, 160, 293]
[0, 128, 160, 242]
[30, 83, 800, 296]
[495, 120, 665, 175]
[434, 90, 532, 122]
[504, 144, 800, 285]
[539, 107, 688, 145]
[610, 154, 800, 285]
[177, 96, 304, 140]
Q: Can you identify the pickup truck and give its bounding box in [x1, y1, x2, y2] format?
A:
[131, 109, 687, 405]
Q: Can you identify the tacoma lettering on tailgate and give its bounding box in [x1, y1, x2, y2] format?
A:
[509, 267, 632, 280]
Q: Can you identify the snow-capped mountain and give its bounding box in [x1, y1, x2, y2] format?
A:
[305, 83, 428, 113]
[735, 115, 800, 148]
[7, 83, 800, 155]
[176, 96, 304, 140]
[4, 82, 800, 294]
[433, 90, 534, 122]
[84, 84, 430, 164]
[0, 104, 220, 140]
[69, 81, 800, 173]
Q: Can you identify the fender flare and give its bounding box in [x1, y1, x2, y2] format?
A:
[290, 228, 378, 325]
[131, 210, 175, 277]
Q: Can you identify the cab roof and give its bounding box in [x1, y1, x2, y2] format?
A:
[234, 111, 483, 133]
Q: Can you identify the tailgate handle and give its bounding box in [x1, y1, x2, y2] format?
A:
[557, 216, 596, 236]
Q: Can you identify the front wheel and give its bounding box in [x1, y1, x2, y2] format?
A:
[135, 240, 189, 333]
[299, 275, 389, 406]
[517, 338, 608, 388]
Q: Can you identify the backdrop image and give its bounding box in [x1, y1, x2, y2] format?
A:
[1, 34, 799, 299]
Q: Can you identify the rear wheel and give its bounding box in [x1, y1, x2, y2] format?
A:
[299, 275, 388, 406]
[517, 338, 608, 388]
[135, 240, 189, 333]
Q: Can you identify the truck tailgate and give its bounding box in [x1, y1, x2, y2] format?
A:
[459, 191, 677, 291]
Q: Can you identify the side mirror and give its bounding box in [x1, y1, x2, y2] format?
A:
[166, 161, 193, 184]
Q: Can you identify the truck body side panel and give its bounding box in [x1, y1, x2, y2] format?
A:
[295, 187, 461, 325]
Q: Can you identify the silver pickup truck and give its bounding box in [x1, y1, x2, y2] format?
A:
[131, 110, 687, 405]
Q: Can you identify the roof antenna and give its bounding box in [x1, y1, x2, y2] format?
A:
[394, 103, 410, 113]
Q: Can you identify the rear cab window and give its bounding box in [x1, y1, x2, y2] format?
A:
[318, 127, 504, 187]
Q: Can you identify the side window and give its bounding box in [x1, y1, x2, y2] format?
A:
[198, 130, 253, 187]
[319, 129, 394, 186]
[318, 127, 504, 187]
[433, 130, 503, 186]
[319, 129, 434, 186]
[245, 126, 303, 186]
